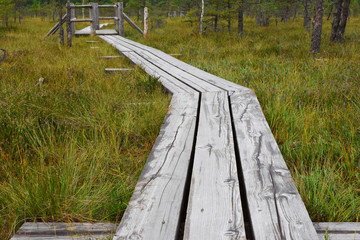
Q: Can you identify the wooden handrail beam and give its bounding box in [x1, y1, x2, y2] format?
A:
[70, 4, 91, 8]
[71, 18, 92, 22]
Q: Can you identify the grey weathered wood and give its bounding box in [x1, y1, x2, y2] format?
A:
[184, 91, 246, 240]
[144, 7, 148, 39]
[118, 2, 124, 36]
[70, 18, 92, 22]
[229, 90, 318, 240]
[70, 4, 92, 8]
[122, 12, 144, 35]
[105, 35, 220, 92]
[70, 4, 75, 34]
[113, 93, 199, 240]
[100, 35, 195, 94]
[99, 17, 117, 20]
[317, 233, 360, 240]
[110, 35, 248, 92]
[98, 4, 117, 8]
[96, 29, 118, 35]
[101, 55, 123, 58]
[105, 68, 133, 72]
[75, 23, 110, 35]
[314, 222, 360, 233]
[66, 0, 72, 47]
[10, 222, 117, 240]
[46, 13, 67, 36]
[90, 2, 99, 34]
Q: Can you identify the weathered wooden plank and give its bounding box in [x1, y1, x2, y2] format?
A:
[106, 36, 221, 92]
[122, 12, 144, 35]
[101, 55, 123, 58]
[100, 35, 196, 94]
[115, 36, 249, 92]
[96, 29, 118, 35]
[113, 93, 199, 240]
[229, 91, 318, 240]
[11, 222, 117, 240]
[184, 91, 246, 240]
[98, 35, 132, 52]
[105, 68, 133, 72]
[75, 23, 111, 35]
[70, 18, 92, 22]
[314, 222, 360, 233]
[317, 233, 360, 240]
[46, 13, 67, 36]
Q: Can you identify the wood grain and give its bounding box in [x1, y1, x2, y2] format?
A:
[113, 93, 199, 240]
[230, 91, 318, 240]
[11, 222, 117, 240]
[99, 35, 196, 94]
[114, 36, 249, 93]
[105, 36, 221, 92]
[184, 91, 246, 240]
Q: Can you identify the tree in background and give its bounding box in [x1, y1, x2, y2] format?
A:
[331, 0, 351, 41]
[0, 0, 14, 26]
[303, 0, 312, 32]
[311, 0, 324, 53]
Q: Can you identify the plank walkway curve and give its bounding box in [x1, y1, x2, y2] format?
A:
[99, 35, 318, 240]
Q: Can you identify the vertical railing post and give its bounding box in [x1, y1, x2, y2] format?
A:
[70, 3, 75, 34]
[115, 3, 119, 32]
[90, 2, 99, 34]
[115, 2, 124, 36]
[144, 7, 148, 39]
[66, 0, 72, 47]
[119, 2, 124, 36]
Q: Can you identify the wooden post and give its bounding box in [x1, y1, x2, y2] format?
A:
[70, 4, 75, 34]
[90, 2, 99, 34]
[144, 7, 148, 39]
[115, 3, 124, 36]
[66, 0, 72, 47]
[118, 2, 124, 36]
[59, 0, 64, 44]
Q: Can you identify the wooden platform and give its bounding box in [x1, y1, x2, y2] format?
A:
[11, 222, 360, 239]
[97, 35, 319, 240]
[75, 23, 116, 35]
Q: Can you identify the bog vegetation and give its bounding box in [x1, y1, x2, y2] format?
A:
[0, 4, 359, 240]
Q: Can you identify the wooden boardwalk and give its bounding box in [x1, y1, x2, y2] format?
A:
[99, 35, 317, 240]
[12, 32, 358, 240]
[11, 222, 360, 239]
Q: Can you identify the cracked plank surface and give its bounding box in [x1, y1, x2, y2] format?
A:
[230, 91, 318, 240]
[105, 36, 220, 92]
[113, 93, 199, 240]
[11, 222, 117, 240]
[184, 91, 246, 240]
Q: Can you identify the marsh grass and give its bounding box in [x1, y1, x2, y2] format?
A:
[0, 16, 359, 239]
[129, 17, 360, 222]
[0, 19, 170, 239]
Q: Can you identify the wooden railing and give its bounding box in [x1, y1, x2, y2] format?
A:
[66, 2, 124, 36]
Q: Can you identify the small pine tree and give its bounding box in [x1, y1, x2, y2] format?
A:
[0, 0, 14, 26]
